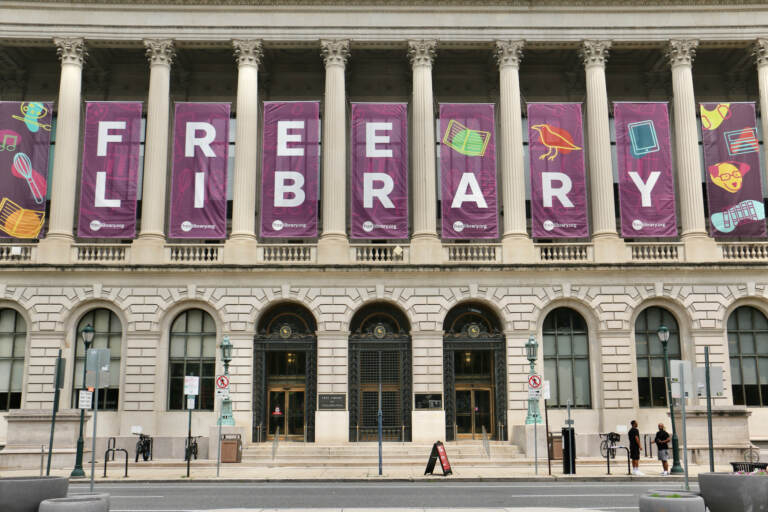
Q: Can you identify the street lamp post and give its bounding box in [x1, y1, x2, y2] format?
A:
[219, 335, 235, 426]
[71, 323, 94, 478]
[525, 335, 542, 424]
[658, 325, 683, 474]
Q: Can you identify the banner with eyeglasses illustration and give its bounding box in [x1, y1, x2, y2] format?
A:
[350, 103, 409, 239]
[168, 102, 230, 239]
[700, 102, 765, 238]
[260, 101, 320, 238]
[439, 103, 498, 239]
[528, 103, 589, 238]
[0, 101, 52, 239]
[614, 102, 677, 238]
[77, 102, 142, 238]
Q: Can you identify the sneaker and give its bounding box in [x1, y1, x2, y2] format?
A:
[662, 471, 669, 476]
[633, 470, 645, 476]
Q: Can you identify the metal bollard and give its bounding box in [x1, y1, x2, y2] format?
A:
[40, 444, 45, 476]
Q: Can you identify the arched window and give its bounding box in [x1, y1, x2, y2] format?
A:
[168, 309, 216, 411]
[543, 307, 591, 408]
[74, 309, 122, 410]
[728, 306, 768, 407]
[635, 307, 680, 408]
[0, 309, 26, 411]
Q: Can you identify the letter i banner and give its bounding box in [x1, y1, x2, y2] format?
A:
[350, 103, 409, 239]
[260, 101, 320, 238]
[614, 102, 677, 238]
[77, 102, 142, 238]
[0, 101, 52, 239]
[528, 103, 589, 238]
[439, 103, 498, 239]
[700, 102, 766, 238]
[168, 102, 230, 239]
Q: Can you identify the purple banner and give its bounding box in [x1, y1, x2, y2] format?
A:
[260, 101, 319, 238]
[168, 102, 230, 239]
[528, 103, 589, 238]
[350, 103, 409, 239]
[701, 102, 766, 238]
[0, 101, 52, 239]
[77, 102, 142, 238]
[614, 102, 677, 238]
[439, 103, 498, 239]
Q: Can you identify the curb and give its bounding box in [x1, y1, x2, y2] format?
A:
[71, 476, 690, 484]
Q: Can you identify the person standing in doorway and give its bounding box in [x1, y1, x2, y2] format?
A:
[655, 423, 671, 475]
[629, 420, 643, 475]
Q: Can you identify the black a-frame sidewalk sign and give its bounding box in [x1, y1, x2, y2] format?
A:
[424, 441, 452, 476]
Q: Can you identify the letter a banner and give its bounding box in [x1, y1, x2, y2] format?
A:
[528, 103, 589, 238]
[260, 101, 319, 238]
[350, 103, 408, 239]
[168, 102, 230, 239]
[614, 102, 677, 238]
[440, 103, 498, 239]
[77, 102, 142, 238]
[0, 101, 52, 239]
[700, 102, 765, 238]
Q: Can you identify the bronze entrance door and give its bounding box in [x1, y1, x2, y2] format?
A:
[267, 388, 305, 439]
[455, 388, 493, 439]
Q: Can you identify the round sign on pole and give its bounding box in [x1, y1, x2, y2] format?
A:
[216, 375, 230, 389]
[528, 374, 542, 389]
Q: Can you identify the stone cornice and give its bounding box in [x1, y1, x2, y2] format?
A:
[53, 37, 87, 66]
[233, 39, 263, 67]
[320, 39, 349, 68]
[408, 39, 437, 68]
[667, 38, 698, 67]
[755, 38, 768, 67]
[580, 39, 611, 67]
[495, 40, 524, 69]
[144, 38, 175, 66]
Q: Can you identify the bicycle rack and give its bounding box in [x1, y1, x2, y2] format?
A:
[606, 445, 631, 476]
[106, 437, 116, 461]
[103, 447, 129, 478]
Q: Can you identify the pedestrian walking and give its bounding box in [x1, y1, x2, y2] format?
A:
[654, 423, 671, 475]
[628, 420, 643, 475]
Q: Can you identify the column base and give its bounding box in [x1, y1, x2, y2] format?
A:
[37, 236, 74, 264]
[131, 236, 166, 265]
[317, 235, 350, 264]
[502, 235, 538, 264]
[315, 410, 349, 443]
[410, 234, 443, 264]
[224, 236, 258, 264]
[682, 233, 720, 262]
[593, 234, 627, 263]
[511, 423, 548, 458]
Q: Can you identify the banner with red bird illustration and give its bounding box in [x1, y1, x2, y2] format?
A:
[528, 103, 589, 238]
[700, 102, 765, 238]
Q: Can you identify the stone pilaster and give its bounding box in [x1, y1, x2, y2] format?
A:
[38, 38, 86, 264]
[132, 39, 175, 265]
[225, 40, 263, 264]
[755, 39, 768, 207]
[580, 40, 625, 263]
[408, 40, 442, 264]
[317, 40, 350, 264]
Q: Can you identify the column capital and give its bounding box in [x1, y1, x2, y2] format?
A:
[580, 40, 611, 67]
[233, 39, 263, 67]
[667, 39, 698, 67]
[144, 39, 175, 66]
[320, 39, 350, 68]
[495, 40, 524, 69]
[53, 37, 87, 66]
[408, 39, 437, 68]
[755, 38, 768, 67]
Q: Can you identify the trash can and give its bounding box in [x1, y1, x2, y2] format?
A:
[220, 434, 242, 463]
[562, 427, 576, 474]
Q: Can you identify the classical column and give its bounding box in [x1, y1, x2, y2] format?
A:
[755, 39, 768, 185]
[317, 40, 350, 264]
[496, 41, 536, 263]
[225, 40, 263, 264]
[132, 39, 175, 264]
[668, 39, 717, 261]
[408, 40, 442, 264]
[39, 38, 86, 264]
[580, 40, 625, 262]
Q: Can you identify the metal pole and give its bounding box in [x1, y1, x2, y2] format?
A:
[40, 445, 45, 476]
[72, 341, 90, 478]
[378, 351, 383, 476]
[533, 412, 538, 475]
[567, 400, 574, 474]
[90, 370, 99, 493]
[187, 396, 192, 478]
[680, 365, 689, 491]
[705, 346, 714, 472]
[664, 342, 683, 474]
[47, 349, 62, 476]
[217, 404, 222, 477]
[544, 399, 551, 476]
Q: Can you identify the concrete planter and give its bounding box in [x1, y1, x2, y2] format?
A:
[39, 496, 108, 512]
[638, 491, 705, 512]
[0, 476, 69, 512]
[698, 472, 768, 512]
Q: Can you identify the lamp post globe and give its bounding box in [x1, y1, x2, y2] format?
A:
[71, 323, 94, 477]
[219, 335, 235, 426]
[658, 324, 683, 474]
[525, 335, 541, 425]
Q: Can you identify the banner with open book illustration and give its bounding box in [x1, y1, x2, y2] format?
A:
[0, 101, 52, 239]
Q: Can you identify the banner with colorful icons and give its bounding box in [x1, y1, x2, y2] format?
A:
[439, 103, 498, 239]
[0, 101, 52, 239]
[350, 103, 409, 239]
[528, 103, 589, 238]
[614, 102, 677, 238]
[260, 101, 320, 238]
[77, 102, 142, 238]
[700, 102, 765, 238]
[168, 102, 230, 239]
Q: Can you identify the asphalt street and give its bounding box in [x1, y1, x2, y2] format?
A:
[69, 481, 698, 511]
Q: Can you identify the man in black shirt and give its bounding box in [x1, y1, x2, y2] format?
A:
[628, 420, 642, 475]
[654, 423, 671, 475]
